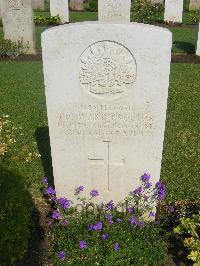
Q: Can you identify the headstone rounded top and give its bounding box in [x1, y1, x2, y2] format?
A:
[78, 40, 137, 99]
[42, 22, 172, 37]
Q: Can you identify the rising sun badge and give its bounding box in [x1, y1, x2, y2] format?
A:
[78, 41, 137, 98]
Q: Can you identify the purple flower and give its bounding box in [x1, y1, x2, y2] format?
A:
[48, 220, 52, 226]
[138, 221, 145, 227]
[149, 211, 155, 217]
[145, 181, 152, 189]
[79, 240, 88, 249]
[105, 214, 113, 221]
[106, 200, 115, 211]
[51, 210, 61, 219]
[156, 181, 163, 188]
[61, 219, 69, 226]
[114, 243, 119, 252]
[42, 176, 48, 185]
[88, 221, 103, 231]
[93, 221, 103, 230]
[130, 216, 137, 225]
[98, 203, 104, 210]
[168, 206, 175, 213]
[155, 181, 166, 200]
[90, 189, 99, 197]
[127, 207, 134, 214]
[45, 186, 56, 195]
[75, 185, 84, 195]
[88, 224, 94, 231]
[105, 214, 114, 224]
[134, 186, 142, 196]
[117, 218, 122, 223]
[141, 173, 150, 182]
[102, 234, 109, 240]
[58, 251, 66, 261]
[105, 214, 112, 220]
[57, 197, 70, 209]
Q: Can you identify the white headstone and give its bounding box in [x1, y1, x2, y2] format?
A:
[70, 0, 84, 11]
[42, 22, 172, 203]
[196, 23, 200, 56]
[1, 0, 35, 54]
[98, 0, 131, 22]
[164, 0, 183, 23]
[151, 0, 164, 4]
[50, 0, 69, 24]
[32, 0, 44, 10]
[189, 0, 200, 10]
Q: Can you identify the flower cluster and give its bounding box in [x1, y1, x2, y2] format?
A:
[88, 221, 103, 231]
[42, 173, 166, 262]
[155, 181, 166, 200]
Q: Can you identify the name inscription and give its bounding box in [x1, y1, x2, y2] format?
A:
[58, 103, 154, 138]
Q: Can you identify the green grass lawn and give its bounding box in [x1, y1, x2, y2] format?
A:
[33, 25, 199, 55]
[0, 25, 198, 54]
[171, 27, 198, 54]
[0, 62, 199, 203]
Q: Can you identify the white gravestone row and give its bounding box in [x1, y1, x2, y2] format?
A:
[42, 22, 172, 203]
[50, 0, 69, 24]
[189, 0, 200, 11]
[32, 0, 44, 10]
[70, 0, 84, 11]
[197, 22, 200, 56]
[1, 0, 36, 54]
[98, 0, 131, 22]
[164, 0, 183, 23]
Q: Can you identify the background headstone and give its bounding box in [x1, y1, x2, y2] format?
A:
[50, 0, 69, 24]
[151, 0, 164, 4]
[0, 1, 2, 18]
[98, 0, 131, 22]
[1, 0, 35, 54]
[196, 23, 200, 56]
[164, 0, 183, 23]
[32, 0, 45, 10]
[42, 22, 172, 203]
[70, 0, 84, 11]
[189, 0, 200, 11]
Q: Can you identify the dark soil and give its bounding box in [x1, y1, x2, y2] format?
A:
[153, 22, 198, 28]
[0, 54, 42, 61]
[16, 198, 52, 266]
[172, 54, 200, 64]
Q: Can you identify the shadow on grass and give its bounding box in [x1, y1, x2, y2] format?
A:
[0, 164, 46, 265]
[158, 202, 200, 266]
[174, 41, 195, 54]
[35, 126, 54, 187]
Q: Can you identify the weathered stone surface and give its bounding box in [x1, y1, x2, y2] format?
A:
[70, 0, 84, 11]
[164, 0, 183, 23]
[42, 22, 172, 203]
[1, 0, 35, 54]
[98, 0, 131, 22]
[32, 0, 44, 10]
[196, 23, 200, 56]
[50, 0, 69, 24]
[189, 0, 200, 10]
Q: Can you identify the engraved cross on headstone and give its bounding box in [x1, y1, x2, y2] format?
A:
[88, 141, 125, 192]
